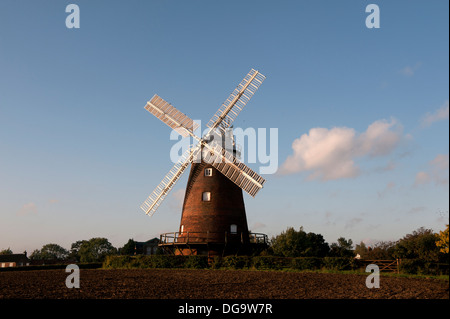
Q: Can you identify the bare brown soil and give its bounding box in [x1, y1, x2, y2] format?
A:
[0, 269, 448, 299]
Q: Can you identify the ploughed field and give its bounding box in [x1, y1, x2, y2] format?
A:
[0, 269, 448, 299]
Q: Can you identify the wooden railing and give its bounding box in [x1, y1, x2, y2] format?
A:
[159, 232, 268, 245]
[358, 259, 400, 273]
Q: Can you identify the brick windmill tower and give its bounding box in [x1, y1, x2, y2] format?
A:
[140, 69, 268, 257]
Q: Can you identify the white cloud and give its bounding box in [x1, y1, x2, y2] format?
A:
[399, 62, 421, 77]
[356, 119, 402, 157]
[375, 160, 396, 173]
[377, 181, 396, 198]
[421, 100, 449, 127]
[280, 126, 358, 180]
[279, 118, 403, 181]
[414, 171, 430, 186]
[414, 154, 449, 186]
[430, 154, 449, 186]
[431, 154, 449, 171]
[400, 66, 414, 77]
[17, 202, 37, 216]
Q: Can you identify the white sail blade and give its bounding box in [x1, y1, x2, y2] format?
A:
[141, 145, 200, 216]
[207, 69, 265, 136]
[145, 94, 199, 137]
[202, 141, 266, 197]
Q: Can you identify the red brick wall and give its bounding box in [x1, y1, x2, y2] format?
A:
[179, 162, 250, 245]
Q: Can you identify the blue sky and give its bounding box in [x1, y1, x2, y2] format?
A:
[0, 0, 448, 253]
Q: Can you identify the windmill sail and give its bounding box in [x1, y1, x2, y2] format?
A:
[141, 68, 266, 218]
[145, 94, 199, 137]
[207, 69, 266, 136]
[141, 145, 201, 216]
[202, 141, 266, 197]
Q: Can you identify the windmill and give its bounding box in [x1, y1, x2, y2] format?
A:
[141, 69, 268, 256]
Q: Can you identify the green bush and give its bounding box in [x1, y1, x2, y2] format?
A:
[103, 255, 187, 269]
[104, 255, 399, 273]
[323, 257, 356, 270]
[211, 256, 223, 269]
[103, 255, 131, 268]
[149, 255, 186, 268]
[398, 259, 446, 275]
[184, 255, 209, 269]
[398, 259, 419, 274]
[148, 255, 171, 268]
[434, 263, 450, 276]
[129, 255, 145, 268]
[377, 259, 450, 275]
[252, 256, 280, 270]
[290, 257, 323, 270]
[221, 256, 251, 269]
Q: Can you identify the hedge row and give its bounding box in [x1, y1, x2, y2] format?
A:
[0, 262, 102, 272]
[211, 256, 358, 271]
[103, 255, 359, 271]
[103, 255, 209, 269]
[4, 255, 446, 275]
[399, 259, 449, 276]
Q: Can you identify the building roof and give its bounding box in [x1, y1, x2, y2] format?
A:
[136, 238, 160, 245]
[0, 253, 29, 263]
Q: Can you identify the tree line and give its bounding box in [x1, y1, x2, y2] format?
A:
[1, 224, 448, 264]
[268, 225, 449, 263]
[0, 238, 118, 263]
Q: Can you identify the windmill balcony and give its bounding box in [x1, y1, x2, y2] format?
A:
[159, 231, 268, 245]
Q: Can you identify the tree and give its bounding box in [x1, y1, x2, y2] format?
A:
[29, 244, 69, 260]
[74, 238, 117, 263]
[329, 237, 354, 257]
[0, 248, 13, 255]
[304, 232, 330, 257]
[120, 239, 137, 255]
[271, 227, 330, 257]
[436, 224, 449, 254]
[29, 249, 42, 260]
[354, 241, 397, 260]
[354, 241, 368, 259]
[393, 227, 440, 261]
[42, 243, 69, 260]
[366, 241, 396, 260]
[69, 240, 87, 262]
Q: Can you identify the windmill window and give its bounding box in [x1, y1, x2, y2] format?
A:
[230, 224, 237, 234]
[202, 192, 211, 201]
[204, 168, 213, 177]
[180, 225, 184, 233]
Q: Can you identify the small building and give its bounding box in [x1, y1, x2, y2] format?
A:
[134, 238, 160, 255]
[0, 252, 30, 268]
